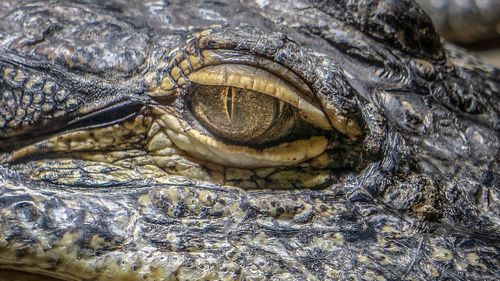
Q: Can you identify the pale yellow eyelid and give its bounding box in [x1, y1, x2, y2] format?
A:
[157, 111, 329, 168]
[201, 49, 316, 99]
[187, 64, 332, 130]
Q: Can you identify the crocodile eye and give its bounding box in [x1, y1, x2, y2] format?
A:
[153, 63, 335, 168]
[189, 84, 293, 144]
[186, 64, 332, 133]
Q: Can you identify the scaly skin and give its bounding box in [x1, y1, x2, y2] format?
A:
[0, 1, 499, 280]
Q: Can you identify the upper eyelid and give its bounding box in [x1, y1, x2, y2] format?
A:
[187, 64, 332, 131]
[149, 49, 316, 103]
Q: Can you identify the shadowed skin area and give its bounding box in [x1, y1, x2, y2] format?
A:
[0, 0, 499, 280]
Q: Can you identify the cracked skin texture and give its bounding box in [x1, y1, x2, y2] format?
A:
[0, 0, 499, 280]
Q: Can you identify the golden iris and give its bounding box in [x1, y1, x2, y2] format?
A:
[190, 85, 292, 143]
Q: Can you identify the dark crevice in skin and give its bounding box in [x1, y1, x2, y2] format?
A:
[0, 101, 147, 152]
[61, 102, 146, 133]
[0, 48, 151, 144]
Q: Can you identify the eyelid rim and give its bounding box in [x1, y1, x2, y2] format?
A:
[187, 64, 332, 130]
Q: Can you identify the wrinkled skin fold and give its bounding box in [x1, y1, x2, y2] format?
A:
[0, 0, 499, 280]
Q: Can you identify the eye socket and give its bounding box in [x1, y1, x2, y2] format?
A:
[189, 84, 294, 144]
[150, 61, 335, 168]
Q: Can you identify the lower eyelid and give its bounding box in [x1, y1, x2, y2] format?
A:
[156, 108, 329, 168]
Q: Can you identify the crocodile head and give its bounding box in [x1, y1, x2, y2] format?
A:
[0, 0, 498, 280]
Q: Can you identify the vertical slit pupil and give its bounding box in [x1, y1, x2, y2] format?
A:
[226, 86, 233, 120]
[274, 100, 283, 122]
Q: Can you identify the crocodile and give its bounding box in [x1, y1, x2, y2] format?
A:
[0, 0, 499, 280]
